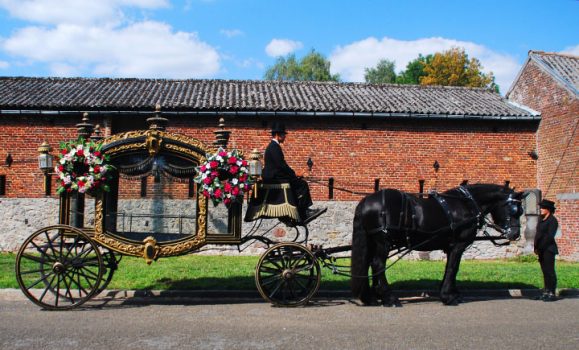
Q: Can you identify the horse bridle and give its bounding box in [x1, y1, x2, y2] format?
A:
[458, 186, 522, 239]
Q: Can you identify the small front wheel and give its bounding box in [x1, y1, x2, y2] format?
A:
[15, 225, 104, 310]
[255, 243, 321, 306]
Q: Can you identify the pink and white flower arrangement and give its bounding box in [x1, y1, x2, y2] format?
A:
[55, 138, 114, 196]
[195, 148, 252, 206]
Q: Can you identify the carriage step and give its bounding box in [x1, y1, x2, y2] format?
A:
[303, 207, 327, 225]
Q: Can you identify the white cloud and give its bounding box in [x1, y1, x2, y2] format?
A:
[265, 39, 303, 57]
[0, 0, 169, 26]
[0, 0, 220, 78]
[3, 22, 220, 78]
[220, 29, 243, 38]
[561, 44, 579, 56]
[329, 36, 521, 92]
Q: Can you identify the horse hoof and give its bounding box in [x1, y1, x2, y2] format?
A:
[442, 298, 460, 306]
[383, 301, 402, 308]
[360, 299, 379, 306]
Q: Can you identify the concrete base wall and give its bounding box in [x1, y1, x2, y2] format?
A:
[0, 198, 556, 260]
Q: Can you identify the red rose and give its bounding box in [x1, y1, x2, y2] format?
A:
[203, 190, 210, 197]
[239, 174, 247, 182]
[61, 149, 68, 155]
[242, 160, 248, 167]
[232, 186, 240, 196]
[228, 156, 237, 164]
[214, 188, 222, 198]
[224, 198, 231, 205]
[200, 165, 206, 172]
[76, 149, 84, 157]
[219, 151, 227, 158]
[229, 166, 239, 174]
[58, 165, 64, 172]
[203, 177, 212, 185]
[209, 161, 219, 169]
[93, 165, 100, 173]
[224, 182, 232, 192]
[94, 151, 101, 157]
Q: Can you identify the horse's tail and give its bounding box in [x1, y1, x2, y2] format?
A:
[351, 198, 370, 300]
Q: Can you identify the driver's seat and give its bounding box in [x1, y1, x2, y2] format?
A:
[244, 182, 301, 224]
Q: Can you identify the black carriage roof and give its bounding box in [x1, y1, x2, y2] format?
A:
[0, 77, 540, 120]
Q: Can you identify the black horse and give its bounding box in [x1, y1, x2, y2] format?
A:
[351, 184, 525, 306]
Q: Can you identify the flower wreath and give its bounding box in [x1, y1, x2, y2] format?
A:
[195, 148, 252, 206]
[55, 138, 114, 195]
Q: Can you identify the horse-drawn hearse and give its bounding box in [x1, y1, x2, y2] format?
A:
[16, 109, 528, 310]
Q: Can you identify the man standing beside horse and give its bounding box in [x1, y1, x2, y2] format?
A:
[534, 199, 559, 302]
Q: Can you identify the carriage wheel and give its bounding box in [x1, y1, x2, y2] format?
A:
[94, 248, 120, 296]
[15, 225, 104, 310]
[255, 243, 321, 307]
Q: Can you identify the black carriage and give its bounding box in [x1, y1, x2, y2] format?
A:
[15, 111, 336, 310]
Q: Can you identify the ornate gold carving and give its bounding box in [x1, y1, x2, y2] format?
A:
[164, 144, 205, 160]
[99, 130, 149, 145]
[143, 236, 160, 264]
[91, 129, 213, 259]
[93, 191, 209, 259]
[145, 130, 163, 156]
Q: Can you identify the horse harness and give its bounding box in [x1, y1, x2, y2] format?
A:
[374, 186, 485, 249]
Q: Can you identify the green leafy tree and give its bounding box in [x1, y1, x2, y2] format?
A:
[364, 59, 397, 84]
[396, 54, 433, 85]
[264, 50, 340, 82]
[420, 47, 498, 92]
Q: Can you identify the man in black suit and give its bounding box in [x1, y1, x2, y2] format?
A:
[262, 122, 324, 223]
[534, 199, 559, 302]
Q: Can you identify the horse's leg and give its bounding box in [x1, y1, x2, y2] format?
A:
[360, 235, 379, 305]
[440, 241, 469, 305]
[370, 234, 399, 307]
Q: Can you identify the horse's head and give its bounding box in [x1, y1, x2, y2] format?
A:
[487, 189, 525, 241]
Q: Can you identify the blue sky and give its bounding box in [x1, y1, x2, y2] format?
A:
[0, 0, 577, 92]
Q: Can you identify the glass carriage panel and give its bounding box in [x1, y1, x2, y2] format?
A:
[91, 130, 215, 258]
[107, 175, 198, 243]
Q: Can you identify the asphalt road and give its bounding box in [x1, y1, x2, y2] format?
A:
[1, 291, 578, 350]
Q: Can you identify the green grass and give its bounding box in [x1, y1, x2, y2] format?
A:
[2, 252, 578, 290]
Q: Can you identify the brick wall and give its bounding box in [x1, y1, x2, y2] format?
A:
[556, 194, 579, 260]
[0, 114, 538, 201]
[508, 58, 578, 261]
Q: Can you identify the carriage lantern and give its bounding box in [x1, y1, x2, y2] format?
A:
[37, 141, 54, 196]
[37, 141, 54, 173]
[248, 148, 262, 178]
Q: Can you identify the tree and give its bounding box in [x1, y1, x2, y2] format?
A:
[364, 59, 397, 84]
[420, 47, 497, 91]
[396, 54, 433, 85]
[264, 50, 340, 82]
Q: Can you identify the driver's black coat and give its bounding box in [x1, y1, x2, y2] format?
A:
[262, 140, 296, 182]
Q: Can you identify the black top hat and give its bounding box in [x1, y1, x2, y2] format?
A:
[539, 199, 556, 211]
[271, 122, 287, 135]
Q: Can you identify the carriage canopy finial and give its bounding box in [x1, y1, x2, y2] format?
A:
[147, 104, 169, 131]
[77, 112, 94, 139]
[214, 117, 231, 148]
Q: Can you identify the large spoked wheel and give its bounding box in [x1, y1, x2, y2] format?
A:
[255, 243, 321, 307]
[15, 225, 104, 310]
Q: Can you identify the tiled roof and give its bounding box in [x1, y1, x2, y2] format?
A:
[529, 51, 579, 96]
[0, 77, 538, 119]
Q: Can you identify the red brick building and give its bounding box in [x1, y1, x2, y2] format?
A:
[507, 51, 578, 260]
[0, 77, 541, 256]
